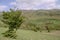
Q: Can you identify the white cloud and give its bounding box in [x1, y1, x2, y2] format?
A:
[10, 2, 16, 6]
[0, 5, 7, 11]
[16, 0, 58, 10]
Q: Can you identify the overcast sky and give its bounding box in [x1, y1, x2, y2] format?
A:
[0, 0, 60, 11]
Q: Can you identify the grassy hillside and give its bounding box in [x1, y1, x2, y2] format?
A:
[0, 9, 60, 40]
[20, 9, 60, 30]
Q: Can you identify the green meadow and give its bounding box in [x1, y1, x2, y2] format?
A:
[0, 9, 60, 40]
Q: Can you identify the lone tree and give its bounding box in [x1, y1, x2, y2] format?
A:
[2, 9, 24, 38]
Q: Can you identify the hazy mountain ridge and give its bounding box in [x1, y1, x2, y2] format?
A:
[22, 9, 60, 19]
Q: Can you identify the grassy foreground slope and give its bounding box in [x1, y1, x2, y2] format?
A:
[0, 27, 60, 40]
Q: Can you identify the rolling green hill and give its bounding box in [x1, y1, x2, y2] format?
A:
[20, 9, 60, 30]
